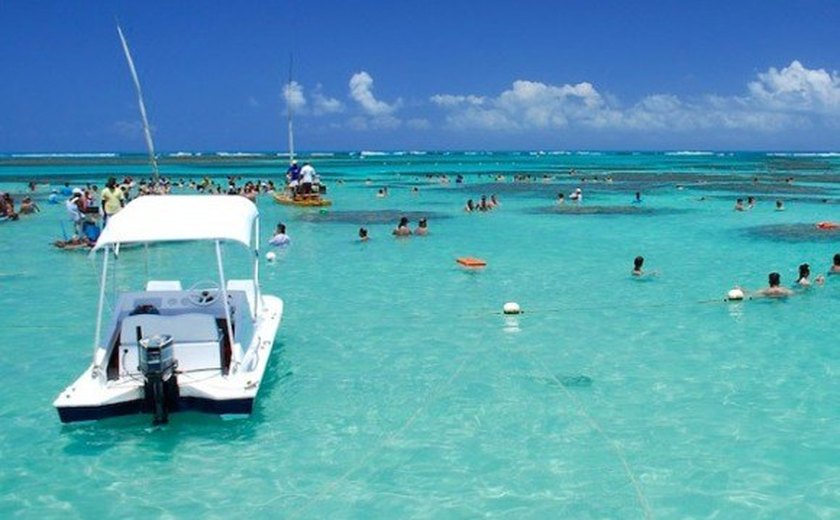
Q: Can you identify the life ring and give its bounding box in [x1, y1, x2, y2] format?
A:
[816, 221, 840, 230]
[456, 257, 487, 268]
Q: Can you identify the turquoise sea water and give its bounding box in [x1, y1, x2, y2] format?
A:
[1, 151, 839, 518]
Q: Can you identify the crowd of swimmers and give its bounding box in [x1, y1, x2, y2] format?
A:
[5, 174, 284, 248]
[631, 254, 840, 299]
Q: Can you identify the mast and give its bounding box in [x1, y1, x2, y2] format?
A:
[286, 56, 295, 166]
[116, 23, 159, 182]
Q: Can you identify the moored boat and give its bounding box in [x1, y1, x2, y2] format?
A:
[54, 195, 283, 424]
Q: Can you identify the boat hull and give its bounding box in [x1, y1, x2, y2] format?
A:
[54, 295, 283, 424]
[56, 395, 254, 423]
[272, 193, 332, 207]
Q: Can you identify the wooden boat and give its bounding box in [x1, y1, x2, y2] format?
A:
[273, 191, 332, 207]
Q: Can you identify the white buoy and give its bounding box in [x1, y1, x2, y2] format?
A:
[266, 251, 277, 262]
[503, 302, 521, 315]
[727, 288, 745, 301]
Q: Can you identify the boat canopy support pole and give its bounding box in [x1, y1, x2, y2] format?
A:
[253, 218, 262, 318]
[216, 241, 240, 369]
[92, 247, 110, 374]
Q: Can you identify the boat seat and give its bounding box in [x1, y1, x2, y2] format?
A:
[120, 313, 222, 373]
[146, 280, 183, 291]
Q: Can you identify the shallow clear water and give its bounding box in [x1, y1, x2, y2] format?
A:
[1, 152, 839, 518]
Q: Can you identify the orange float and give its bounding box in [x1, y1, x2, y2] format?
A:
[456, 257, 487, 268]
[816, 221, 840, 230]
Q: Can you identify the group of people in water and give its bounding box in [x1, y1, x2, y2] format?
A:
[464, 194, 499, 212]
[0, 192, 39, 220]
[284, 160, 323, 199]
[267, 215, 430, 247]
[632, 254, 840, 299]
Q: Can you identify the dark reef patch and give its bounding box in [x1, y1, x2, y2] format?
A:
[743, 223, 840, 243]
[525, 205, 693, 216]
[296, 209, 451, 225]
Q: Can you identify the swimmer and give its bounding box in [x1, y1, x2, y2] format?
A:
[795, 263, 812, 287]
[734, 198, 745, 211]
[775, 199, 785, 211]
[570, 188, 582, 203]
[269, 222, 290, 247]
[18, 196, 39, 215]
[831, 253, 840, 274]
[754, 272, 794, 298]
[557, 193, 565, 205]
[376, 187, 387, 198]
[464, 199, 475, 212]
[633, 191, 642, 204]
[358, 227, 369, 241]
[489, 194, 499, 208]
[393, 216, 411, 237]
[632, 256, 644, 276]
[415, 218, 428, 236]
[747, 196, 755, 209]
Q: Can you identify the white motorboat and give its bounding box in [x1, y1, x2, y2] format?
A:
[54, 195, 283, 424]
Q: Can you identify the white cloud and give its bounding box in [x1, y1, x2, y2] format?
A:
[312, 85, 344, 115]
[248, 96, 260, 108]
[349, 71, 401, 115]
[283, 81, 306, 112]
[748, 60, 840, 112]
[430, 94, 486, 107]
[431, 61, 839, 134]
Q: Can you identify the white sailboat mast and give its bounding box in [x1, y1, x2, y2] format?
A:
[117, 24, 159, 182]
[286, 58, 295, 166]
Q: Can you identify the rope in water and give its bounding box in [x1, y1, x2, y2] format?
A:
[461, 296, 731, 320]
[514, 343, 654, 520]
[282, 334, 469, 518]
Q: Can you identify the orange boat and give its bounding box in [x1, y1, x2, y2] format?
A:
[457, 257, 487, 268]
[816, 221, 840, 230]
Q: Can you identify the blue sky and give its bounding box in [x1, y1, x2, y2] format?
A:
[1, 0, 839, 152]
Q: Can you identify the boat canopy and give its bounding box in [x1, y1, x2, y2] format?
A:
[93, 195, 258, 251]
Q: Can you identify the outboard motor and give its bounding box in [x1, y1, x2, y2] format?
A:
[138, 334, 178, 425]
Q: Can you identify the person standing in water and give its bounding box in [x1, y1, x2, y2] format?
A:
[269, 222, 291, 247]
[393, 216, 411, 236]
[754, 272, 794, 297]
[632, 256, 645, 276]
[830, 253, 840, 274]
[415, 218, 428, 236]
[101, 177, 125, 227]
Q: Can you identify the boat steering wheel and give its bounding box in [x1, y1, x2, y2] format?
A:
[187, 280, 220, 306]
